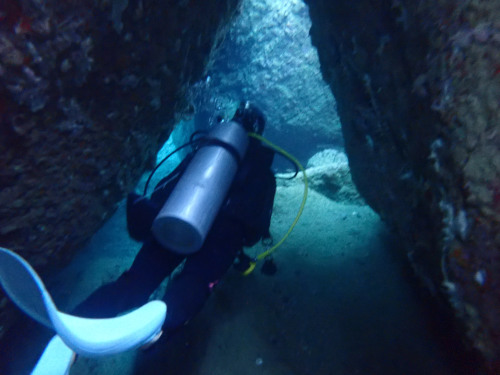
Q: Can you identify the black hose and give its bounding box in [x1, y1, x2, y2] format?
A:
[143, 138, 203, 196]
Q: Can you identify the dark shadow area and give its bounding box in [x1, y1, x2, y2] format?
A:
[0, 314, 52, 375]
[380, 229, 487, 375]
[134, 313, 214, 374]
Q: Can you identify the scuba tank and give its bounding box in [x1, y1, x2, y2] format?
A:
[151, 120, 249, 254]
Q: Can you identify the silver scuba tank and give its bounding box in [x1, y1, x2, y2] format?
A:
[151, 120, 249, 254]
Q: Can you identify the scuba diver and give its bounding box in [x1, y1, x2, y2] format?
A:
[72, 101, 277, 337]
[0, 101, 307, 374]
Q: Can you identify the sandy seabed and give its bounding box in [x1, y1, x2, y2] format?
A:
[5, 182, 470, 375]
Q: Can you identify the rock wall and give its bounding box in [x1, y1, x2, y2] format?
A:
[303, 0, 500, 370]
[0, 0, 241, 341]
[191, 0, 342, 169]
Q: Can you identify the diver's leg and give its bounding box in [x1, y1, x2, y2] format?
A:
[162, 220, 243, 333]
[73, 238, 184, 318]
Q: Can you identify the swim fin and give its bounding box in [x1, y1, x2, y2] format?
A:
[0, 247, 167, 373]
[31, 336, 75, 375]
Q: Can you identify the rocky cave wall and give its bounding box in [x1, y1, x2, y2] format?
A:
[0, 0, 241, 341]
[1, 0, 499, 370]
[201, 0, 342, 168]
[303, 0, 500, 371]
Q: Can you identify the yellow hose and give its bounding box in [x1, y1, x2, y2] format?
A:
[247, 133, 308, 263]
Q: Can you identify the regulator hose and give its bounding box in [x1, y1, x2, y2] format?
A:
[245, 133, 308, 273]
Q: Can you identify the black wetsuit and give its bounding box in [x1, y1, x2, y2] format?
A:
[73, 137, 276, 334]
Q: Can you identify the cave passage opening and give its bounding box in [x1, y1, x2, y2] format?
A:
[4, 1, 473, 374]
[131, 0, 468, 374]
[156, 0, 342, 176]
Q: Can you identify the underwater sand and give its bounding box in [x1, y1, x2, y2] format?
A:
[8, 183, 466, 375]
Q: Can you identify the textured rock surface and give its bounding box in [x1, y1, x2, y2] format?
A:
[0, 0, 241, 341]
[304, 0, 500, 370]
[191, 0, 342, 167]
[278, 149, 363, 205]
